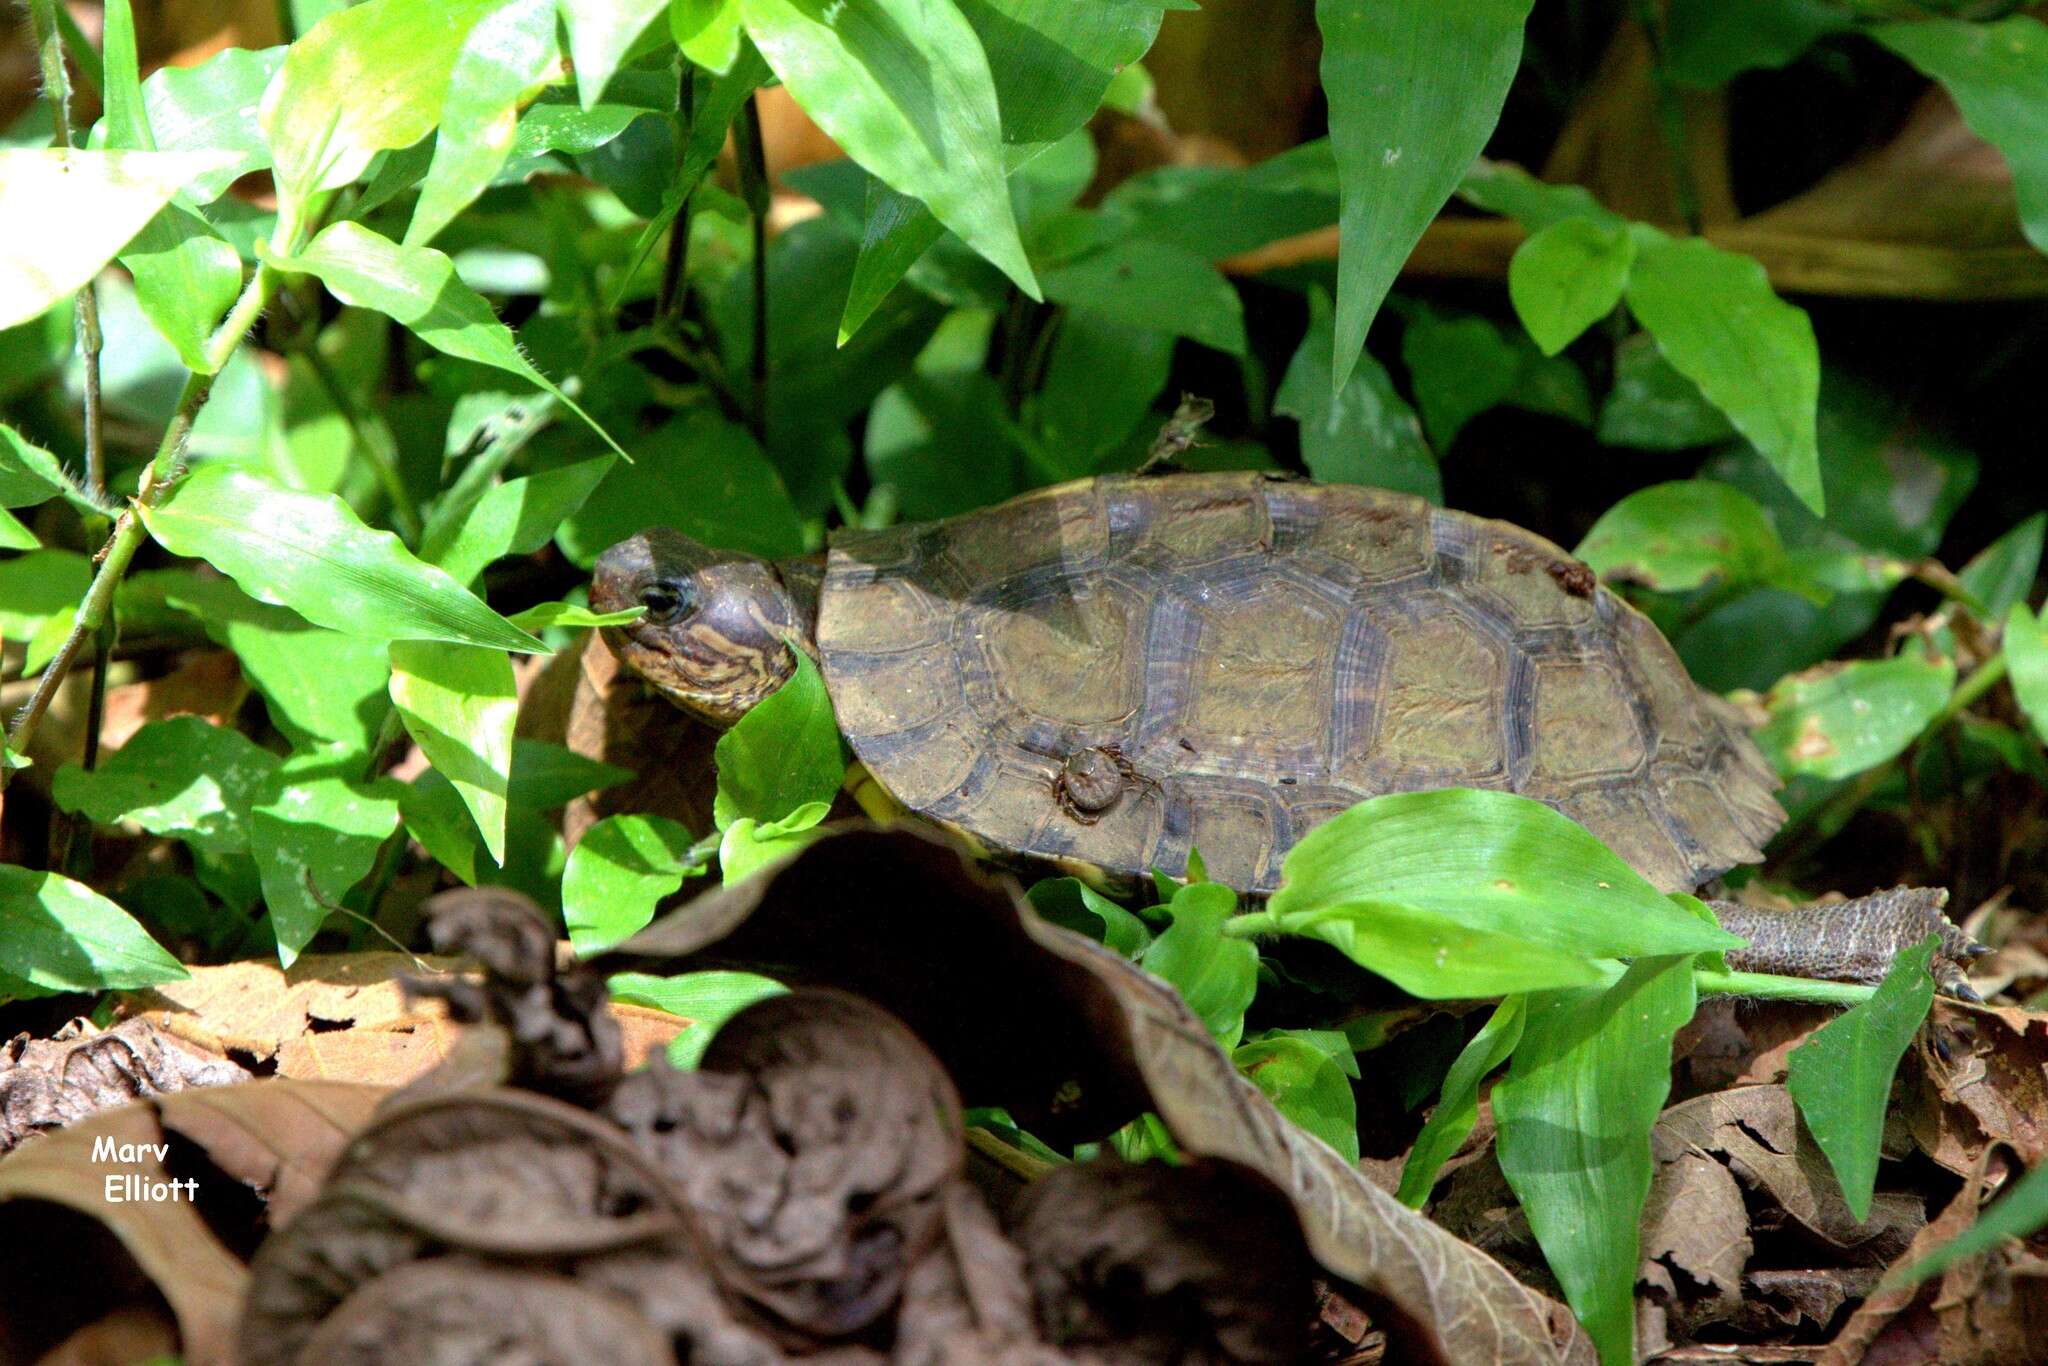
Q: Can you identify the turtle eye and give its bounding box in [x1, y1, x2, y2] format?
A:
[640, 579, 694, 624]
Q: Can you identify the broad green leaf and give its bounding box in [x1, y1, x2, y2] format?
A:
[1893, 1153, 2048, 1287]
[1267, 790, 1742, 964]
[52, 716, 280, 856]
[425, 455, 617, 586]
[719, 803, 831, 884]
[1595, 330, 1736, 450]
[1786, 935, 1937, 1222]
[837, 0, 1170, 339]
[162, 576, 390, 754]
[142, 45, 285, 201]
[2006, 604, 2048, 747]
[674, 0, 746, 72]
[508, 739, 633, 810]
[608, 969, 787, 1067]
[1026, 877, 1153, 957]
[1958, 514, 2045, 622]
[1754, 649, 1957, 780]
[1097, 139, 1341, 264]
[1664, 0, 1846, 87]
[1459, 158, 1622, 232]
[1398, 304, 1591, 450]
[260, 0, 500, 202]
[1235, 1031, 1359, 1161]
[558, 0, 668, 107]
[1576, 480, 1788, 593]
[563, 813, 706, 954]
[1509, 217, 1636, 356]
[1318, 0, 1535, 390]
[507, 601, 644, 631]
[409, 0, 561, 246]
[1275, 291, 1439, 502]
[557, 413, 804, 566]
[251, 772, 402, 966]
[0, 550, 88, 645]
[389, 640, 518, 865]
[713, 651, 845, 828]
[1495, 956, 1695, 1366]
[0, 509, 36, 551]
[1026, 310, 1175, 479]
[1623, 231, 1823, 515]
[0, 148, 239, 331]
[1256, 899, 1608, 998]
[0, 865, 186, 991]
[1872, 16, 2048, 257]
[267, 223, 623, 455]
[741, 0, 1039, 299]
[1038, 240, 1246, 356]
[0, 425, 85, 508]
[142, 465, 544, 653]
[866, 367, 1023, 521]
[1139, 882, 1257, 1049]
[1398, 996, 1527, 1206]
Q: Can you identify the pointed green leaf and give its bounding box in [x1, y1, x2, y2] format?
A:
[740, 0, 1038, 298]
[1509, 217, 1636, 356]
[140, 464, 545, 653]
[0, 865, 186, 991]
[389, 640, 518, 864]
[142, 45, 285, 201]
[719, 802, 831, 884]
[1398, 996, 1527, 1206]
[1234, 1030, 1360, 1161]
[1140, 881, 1257, 1048]
[268, 222, 623, 455]
[2006, 604, 2048, 747]
[1577, 480, 1789, 593]
[1753, 649, 1956, 780]
[1957, 514, 2045, 622]
[674, 0, 746, 72]
[0, 425, 88, 510]
[0, 509, 36, 551]
[51, 716, 281, 857]
[1275, 290, 1439, 501]
[713, 650, 845, 829]
[425, 455, 616, 587]
[1027, 877, 1153, 957]
[251, 771, 403, 967]
[558, 0, 669, 107]
[563, 813, 707, 954]
[1318, 0, 1535, 390]
[1787, 935, 1937, 1222]
[409, 0, 561, 246]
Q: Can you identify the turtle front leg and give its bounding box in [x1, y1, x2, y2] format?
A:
[1707, 887, 1990, 1000]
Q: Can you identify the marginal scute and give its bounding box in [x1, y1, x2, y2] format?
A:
[818, 471, 1785, 896]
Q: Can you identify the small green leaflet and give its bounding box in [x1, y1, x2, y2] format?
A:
[252, 772, 403, 967]
[1275, 289, 1439, 502]
[1576, 480, 1791, 594]
[563, 813, 708, 955]
[1234, 1029, 1360, 1162]
[408, 0, 561, 246]
[712, 650, 846, 830]
[1508, 217, 1635, 356]
[506, 602, 644, 632]
[389, 641, 518, 866]
[52, 716, 280, 858]
[608, 969, 787, 1068]
[719, 802, 832, 886]
[1398, 996, 1528, 1206]
[1139, 881, 1257, 1049]
[0, 865, 187, 992]
[557, 0, 668, 108]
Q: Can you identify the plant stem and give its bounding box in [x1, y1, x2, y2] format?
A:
[656, 62, 698, 326]
[1629, 0, 1703, 234]
[304, 346, 421, 544]
[735, 92, 770, 444]
[1693, 968, 1876, 1006]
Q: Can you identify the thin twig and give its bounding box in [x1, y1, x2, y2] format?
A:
[655, 62, 698, 326]
[735, 92, 771, 443]
[1629, 0, 1703, 235]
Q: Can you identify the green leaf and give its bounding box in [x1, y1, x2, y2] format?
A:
[1786, 935, 1937, 1222]
[1595, 330, 1737, 450]
[1892, 1152, 2048, 1287]
[1234, 1031, 1359, 1161]
[1097, 139, 1340, 264]
[674, 0, 746, 72]
[0, 550, 87, 646]
[425, 455, 616, 587]
[1038, 240, 1246, 356]
[2006, 604, 2048, 748]
[1398, 996, 1527, 1206]
[506, 601, 644, 631]
[865, 367, 1023, 521]
[1753, 649, 1957, 780]
[0, 148, 238, 331]
[0, 509, 37, 551]
[251, 772, 403, 967]
[1267, 789, 1743, 965]
[1317, 0, 1535, 390]
[1276, 290, 1439, 502]
[0, 865, 187, 992]
[608, 969, 786, 1067]
[260, 0, 501, 203]
[161, 576, 390, 755]
[740, 0, 1039, 299]
[1576, 480, 1789, 593]
[409, 0, 561, 246]
[1623, 231, 1823, 515]
[1509, 217, 1636, 356]
[52, 716, 281, 857]
[1460, 157, 1622, 233]
[1026, 311, 1175, 479]
[0, 427, 88, 509]
[719, 803, 832, 884]
[1139, 882, 1257, 1049]
[1398, 305, 1591, 451]
[1027, 877, 1153, 957]
[1494, 956, 1695, 1366]
[1872, 16, 2048, 257]
[559, 0, 669, 107]
[562, 813, 707, 954]
[141, 464, 544, 653]
[508, 738, 633, 810]
[556, 413, 805, 566]
[267, 222, 622, 455]
[141, 45, 284, 201]
[713, 651, 845, 829]
[1959, 514, 2045, 622]
[1664, 0, 1846, 87]
[389, 640, 517, 865]
[1256, 899, 1608, 998]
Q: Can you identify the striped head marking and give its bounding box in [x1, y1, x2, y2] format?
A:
[591, 529, 808, 727]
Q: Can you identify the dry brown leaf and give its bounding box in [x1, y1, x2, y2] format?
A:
[1907, 999, 2048, 1175]
[97, 650, 247, 753]
[1, 1016, 250, 1155]
[592, 822, 1596, 1366]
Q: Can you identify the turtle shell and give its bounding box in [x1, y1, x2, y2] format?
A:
[814, 472, 1783, 895]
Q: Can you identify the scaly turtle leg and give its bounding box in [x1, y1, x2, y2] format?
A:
[1708, 887, 1990, 1000]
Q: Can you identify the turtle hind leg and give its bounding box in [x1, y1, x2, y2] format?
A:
[1708, 886, 1990, 1000]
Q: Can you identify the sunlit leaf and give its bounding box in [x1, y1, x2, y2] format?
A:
[141, 464, 544, 653]
[558, 0, 668, 108]
[1140, 881, 1257, 1048]
[713, 651, 845, 829]
[0, 865, 186, 991]
[1254, 898, 1608, 998]
[389, 640, 517, 865]
[251, 771, 403, 967]
[674, 0, 746, 72]
[506, 601, 644, 631]
[425, 455, 616, 586]
[1753, 648, 1956, 780]
[0, 425, 87, 510]
[409, 0, 561, 246]
[1318, 0, 1534, 389]
[2006, 604, 2048, 748]
[608, 969, 786, 1066]
[52, 716, 280, 857]
[719, 802, 832, 884]
[1509, 217, 1635, 356]
[141, 45, 285, 201]
[1786, 936, 1937, 1221]
[563, 812, 707, 954]
[1576, 480, 1789, 593]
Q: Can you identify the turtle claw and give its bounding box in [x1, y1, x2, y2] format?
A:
[1710, 885, 1990, 999]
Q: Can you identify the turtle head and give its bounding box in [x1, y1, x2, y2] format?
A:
[590, 529, 808, 727]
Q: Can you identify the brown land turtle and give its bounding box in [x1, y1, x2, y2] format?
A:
[591, 470, 1982, 991]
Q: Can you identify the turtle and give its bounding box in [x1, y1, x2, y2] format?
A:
[590, 469, 1984, 994]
